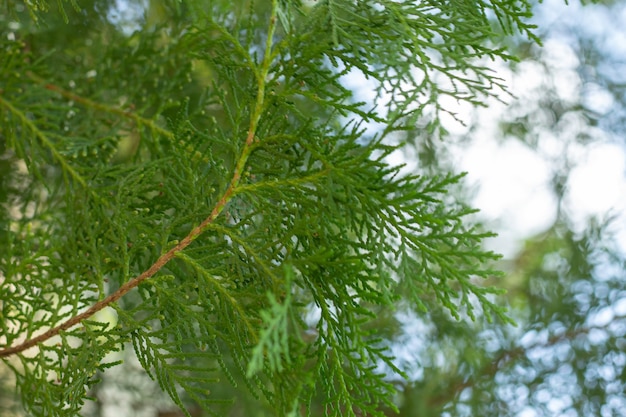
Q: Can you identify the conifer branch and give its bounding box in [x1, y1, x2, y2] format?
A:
[175, 252, 259, 340]
[206, 223, 281, 293]
[26, 71, 174, 140]
[0, 94, 90, 190]
[233, 169, 330, 195]
[0, 2, 282, 360]
[0, 185, 225, 358]
[0, 1, 555, 414]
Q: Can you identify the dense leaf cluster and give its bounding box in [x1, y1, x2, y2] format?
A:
[1, 0, 538, 415]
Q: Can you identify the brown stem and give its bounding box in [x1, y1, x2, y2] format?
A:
[2, 5, 279, 357]
[0, 86, 257, 359]
[0, 174, 237, 358]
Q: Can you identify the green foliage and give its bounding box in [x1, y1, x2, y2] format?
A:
[0, 0, 540, 415]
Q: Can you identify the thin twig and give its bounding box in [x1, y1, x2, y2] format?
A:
[0, 3, 281, 358]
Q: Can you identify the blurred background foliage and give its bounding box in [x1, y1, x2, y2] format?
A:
[1, 0, 625, 416]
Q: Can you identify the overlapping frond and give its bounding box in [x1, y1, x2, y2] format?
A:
[0, 0, 538, 415]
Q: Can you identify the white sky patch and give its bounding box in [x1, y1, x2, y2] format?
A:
[614, 297, 626, 316]
[437, 94, 474, 136]
[107, 0, 147, 36]
[587, 305, 614, 328]
[340, 68, 391, 133]
[541, 38, 580, 71]
[511, 60, 545, 94]
[583, 83, 615, 115]
[565, 143, 626, 225]
[453, 137, 557, 256]
[340, 68, 379, 104]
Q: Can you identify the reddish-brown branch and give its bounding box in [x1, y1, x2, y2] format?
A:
[0, 182, 235, 358]
[0, 90, 258, 360]
[3, 16, 272, 356]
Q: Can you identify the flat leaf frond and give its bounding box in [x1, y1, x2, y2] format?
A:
[6, 327, 124, 417]
[0, 0, 537, 415]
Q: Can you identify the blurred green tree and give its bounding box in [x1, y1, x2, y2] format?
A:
[383, 2, 626, 416]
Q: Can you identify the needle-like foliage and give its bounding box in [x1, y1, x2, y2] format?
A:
[1, 0, 538, 415]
